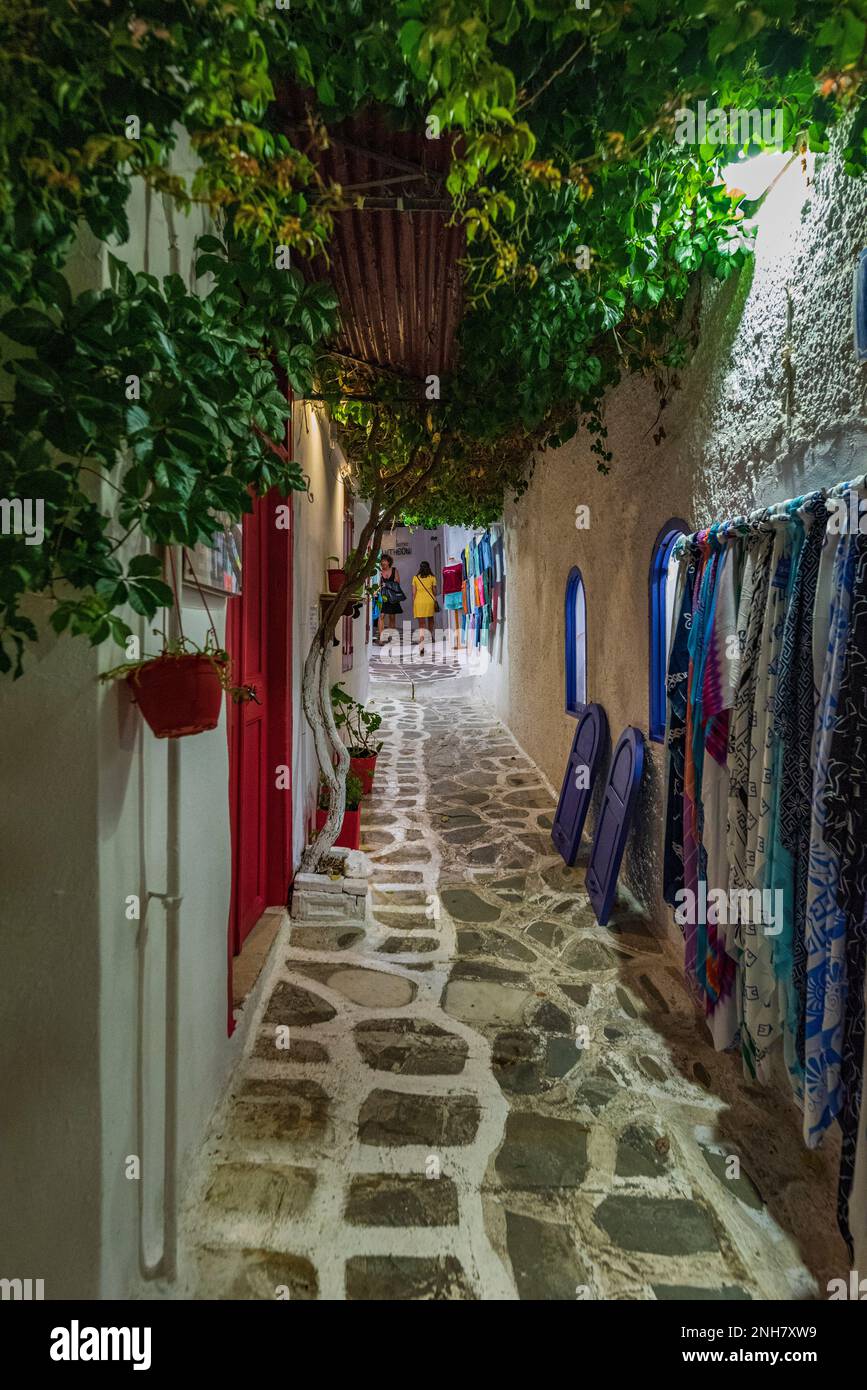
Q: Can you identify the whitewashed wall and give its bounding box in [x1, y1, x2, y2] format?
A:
[290, 403, 370, 867]
[0, 151, 369, 1297]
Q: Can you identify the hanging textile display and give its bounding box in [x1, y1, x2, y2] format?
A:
[664, 477, 867, 1258]
[458, 529, 496, 650]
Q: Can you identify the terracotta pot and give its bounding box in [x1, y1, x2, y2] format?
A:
[327, 567, 346, 593]
[315, 806, 361, 851]
[350, 753, 377, 794]
[126, 654, 224, 739]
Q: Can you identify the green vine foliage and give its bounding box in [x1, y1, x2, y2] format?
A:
[0, 1, 338, 676]
[3, 1, 867, 672]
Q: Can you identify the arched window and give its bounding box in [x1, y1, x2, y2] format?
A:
[649, 518, 689, 742]
[565, 566, 587, 717]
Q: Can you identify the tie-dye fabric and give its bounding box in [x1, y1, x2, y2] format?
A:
[803, 528, 855, 1147]
[663, 551, 698, 910]
[726, 530, 774, 1080]
[823, 534, 867, 1251]
[774, 497, 828, 1089]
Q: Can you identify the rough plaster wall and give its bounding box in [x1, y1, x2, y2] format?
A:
[290, 403, 370, 868]
[480, 141, 867, 931]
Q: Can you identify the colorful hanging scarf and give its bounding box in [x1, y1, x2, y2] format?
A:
[774, 496, 828, 1092]
[803, 527, 856, 1147]
[663, 549, 698, 909]
[823, 533, 867, 1250]
[700, 543, 739, 1049]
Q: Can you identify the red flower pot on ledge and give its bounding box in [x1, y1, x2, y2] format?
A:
[315, 806, 361, 851]
[326, 557, 347, 593]
[126, 654, 224, 739]
[350, 753, 377, 793]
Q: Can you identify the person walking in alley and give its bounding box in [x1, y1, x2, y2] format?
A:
[412, 560, 438, 650]
[376, 552, 404, 642]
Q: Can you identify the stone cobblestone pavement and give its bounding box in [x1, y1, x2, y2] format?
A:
[179, 682, 847, 1300]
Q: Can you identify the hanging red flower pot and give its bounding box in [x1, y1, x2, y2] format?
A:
[126, 653, 225, 739]
[100, 549, 257, 740]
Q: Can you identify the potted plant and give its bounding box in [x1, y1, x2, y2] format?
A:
[315, 770, 363, 850]
[101, 634, 257, 739]
[331, 682, 383, 792]
[326, 554, 346, 593]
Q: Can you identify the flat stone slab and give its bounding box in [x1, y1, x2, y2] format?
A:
[449, 959, 529, 987]
[373, 845, 432, 865]
[532, 999, 572, 1032]
[369, 868, 426, 884]
[378, 935, 439, 954]
[372, 908, 434, 930]
[593, 1196, 720, 1255]
[699, 1143, 764, 1211]
[263, 982, 337, 1028]
[372, 887, 429, 906]
[355, 1018, 468, 1075]
[492, 1029, 545, 1095]
[442, 979, 530, 1028]
[323, 966, 416, 1009]
[253, 1033, 328, 1064]
[229, 1079, 330, 1144]
[505, 1210, 589, 1300]
[358, 1089, 480, 1146]
[345, 1254, 475, 1300]
[545, 1036, 583, 1077]
[468, 843, 501, 864]
[503, 790, 553, 808]
[526, 919, 566, 949]
[194, 1245, 318, 1300]
[563, 937, 620, 972]
[456, 929, 536, 963]
[495, 1112, 589, 1188]
[615, 1125, 670, 1178]
[440, 887, 502, 923]
[561, 982, 592, 1007]
[203, 1162, 316, 1223]
[289, 924, 365, 952]
[345, 1174, 460, 1227]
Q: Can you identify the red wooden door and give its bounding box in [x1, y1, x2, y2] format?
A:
[226, 487, 295, 1031]
[342, 502, 354, 674]
[227, 499, 269, 955]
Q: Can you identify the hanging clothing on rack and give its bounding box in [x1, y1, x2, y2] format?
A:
[664, 475, 867, 1257]
[774, 495, 828, 1088]
[823, 533, 867, 1251]
[804, 529, 856, 1147]
[700, 542, 740, 1051]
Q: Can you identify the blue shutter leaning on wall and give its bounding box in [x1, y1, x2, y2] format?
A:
[551, 703, 608, 866]
[586, 726, 645, 925]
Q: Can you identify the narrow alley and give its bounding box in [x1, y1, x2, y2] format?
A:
[179, 676, 841, 1302]
[6, 1, 867, 1342]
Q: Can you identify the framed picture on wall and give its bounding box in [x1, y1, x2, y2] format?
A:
[182, 514, 243, 596]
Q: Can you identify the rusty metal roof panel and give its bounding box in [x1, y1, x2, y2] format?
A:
[277, 93, 464, 387]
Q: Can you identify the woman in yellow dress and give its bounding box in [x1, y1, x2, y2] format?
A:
[412, 561, 438, 640]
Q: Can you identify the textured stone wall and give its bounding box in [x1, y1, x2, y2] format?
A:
[480, 140, 867, 931]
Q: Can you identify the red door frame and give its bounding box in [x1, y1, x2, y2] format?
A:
[225, 487, 294, 1033]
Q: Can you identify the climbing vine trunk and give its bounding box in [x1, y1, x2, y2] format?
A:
[297, 515, 387, 875]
